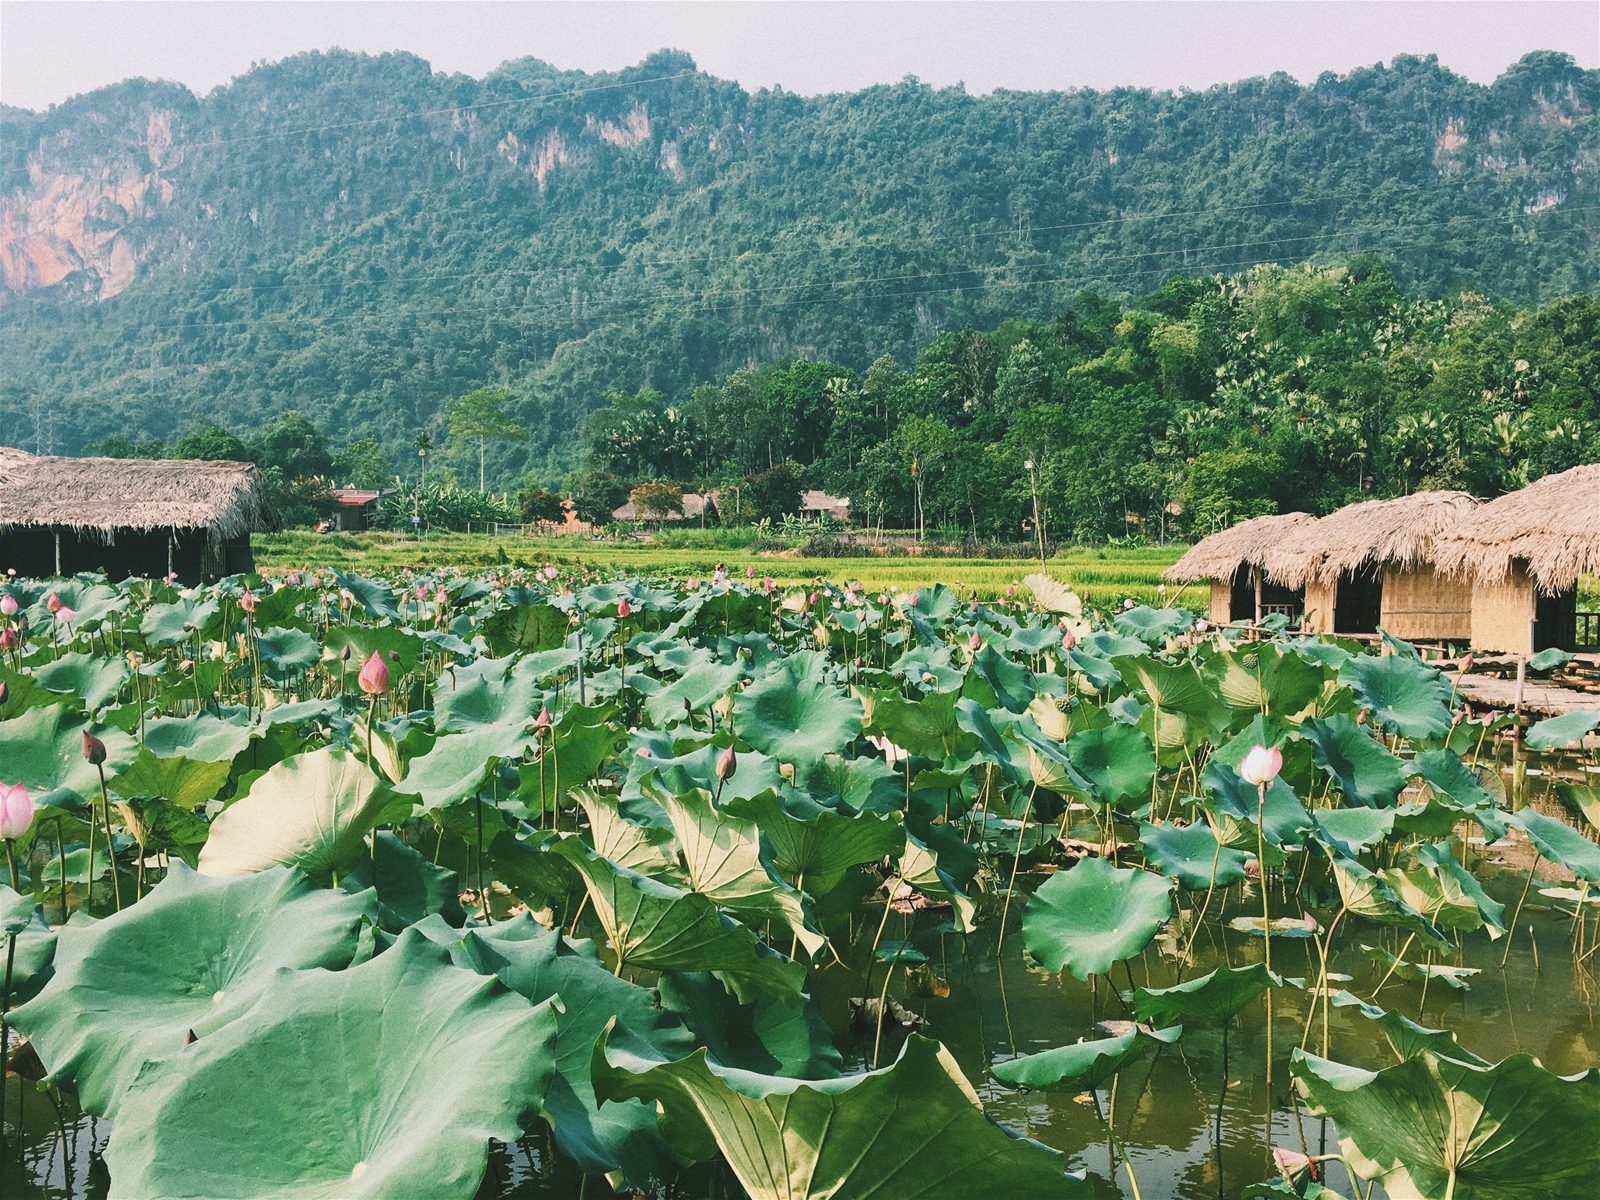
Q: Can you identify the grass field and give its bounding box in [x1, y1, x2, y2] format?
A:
[255, 531, 1188, 609]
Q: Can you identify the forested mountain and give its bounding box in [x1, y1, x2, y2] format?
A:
[0, 46, 1596, 508]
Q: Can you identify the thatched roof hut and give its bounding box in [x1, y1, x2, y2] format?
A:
[1261, 491, 1481, 640]
[0, 449, 271, 583]
[1431, 463, 1600, 654]
[1163, 512, 1319, 624]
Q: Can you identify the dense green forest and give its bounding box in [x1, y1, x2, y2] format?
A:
[0, 46, 1595, 511]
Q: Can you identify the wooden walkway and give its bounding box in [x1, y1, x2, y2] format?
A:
[1456, 674, 1600, 717]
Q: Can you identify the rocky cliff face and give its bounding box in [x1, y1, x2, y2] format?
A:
[0, 109, 177, 302]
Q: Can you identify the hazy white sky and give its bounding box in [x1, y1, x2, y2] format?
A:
[3, 1, 1596, 111]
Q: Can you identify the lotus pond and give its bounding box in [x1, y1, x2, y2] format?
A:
[2, 566, 1599, 1199]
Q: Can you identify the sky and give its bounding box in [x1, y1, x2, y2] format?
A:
[2, 1, 1597, 111]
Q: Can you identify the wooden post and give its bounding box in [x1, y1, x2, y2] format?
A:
[1253, 567, 1263, 626]
[54, 531, 60, 576]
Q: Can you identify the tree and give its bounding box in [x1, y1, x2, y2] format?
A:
[517, 486, 565, 525]
[740, 463, 805, 523]
[630, 481, 685, 523]
[567, 471, 631, 527]
[173, 423, 250, 462]
[446, 387, 526, 492]
[331, 438, 391, 488]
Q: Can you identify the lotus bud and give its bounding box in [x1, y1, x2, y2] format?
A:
[968, 631, 982, 651]
[746, 566, 756, 578]
[1356, 710, 1367, 725]
[436, 589, 449, 605]
[82, 731, 107, 766]
[55, 606, 75, 623]
[1006, 586, 1015, 597]
[183, 1029, 197, 1048]
[239, 590, 256, 614]
[1061, 629, 1078, 651]
[46, 592, 61, 613]
[1458, 653, 1475, 675]
[535, 707, 552, 730]
[0, 782, 33, 840]
[0, 629, 16, 652]
[388, 650, 400, 662]
[1274, 1147, 1313, 1177]
[1238, 744, 1283, 787]
[715, 744, 737, 782]
[617, 598, 631, 619]
[341, 645, 352, 662]
[1196, 619, 1210, 632]
[779, 762, 796, 783]
[1123, 598, 1135, 610]
[683, 697, 693, 714]
[0, 595, 15, 617]
[764, 577, 775, 592]
[178, 659, 193, 671]
[358, 651, 390, 696]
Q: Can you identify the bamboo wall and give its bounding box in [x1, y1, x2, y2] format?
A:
[1470, 564, 1536, 654]
[1380, 564, 1472, 641]
[1209, 581, 1231, 625]
[1302, 580, 1336, 634]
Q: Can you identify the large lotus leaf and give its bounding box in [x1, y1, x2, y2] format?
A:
[244, 585, 314, 630]
[993, 1024, 1182, 1092]
[1066, 723, 1155, 807]
[489, 829, 583, 910]
[551, 839, 806, 1005]
[593, 1029, 1082, 1200]
[1139, 821, 1250, 890]
[869, 688, 963, 759]
[1114, 605, 1193, 645]
[198, 747, 388, 883]
[1115, 655, 1227, 723]
[30, 652, 130, 711]
[650, 783, 826, 960]
[350, 713, 435, 787]
[484, 601, 570, 655]
[252, 626, 321, 678]
[1379, 860, 1497, 935]
[1329, 854, 1448, 949]
[962, 644, 1035, 714]
[140, 598, 219, 647]
[109, 746, 233, 811]
[433, 655, 547, 731]
[575, 789, 685, 884]
[1010, 719, 1091, 795]
[114, 798, 212, 866]
[658, 970, 841, 1080]
[321, 623, 424, 675]
[1022, 573, 1082, 616]
[340, 830, 464, 932]
[331, 570, 401, 620]
[642, 659, 743, 726]
[1201, 643, 1325, 720]
[399, 723, 533, 809]
[1301, 713, 1408, 807]
[1201, 761, 1313, 850]
[24, 582, 124, 629]
[627, 738, 786, 805]
[1328, 991, 1490, 1067]
[419, 914, 695, 1185]
[1067, 648, 1123, 690]
[1022, 856, 1173, 980]
[1311, 807, 1396, 857]
[104, 928, 560, 1199]
[1508, 809, 1600, 884]
[803, 753, 903, 815]
[0, 885, 57, 1003]
[1338, 653, 1452, 740]
[900, 828, 979, 933]
[519, 712, 626, 812]
[1525, 706, 1600, 751]
[10, 865, 372, 1117]
[1133, 962, 1277, 1026]
[1210, 715, 1318, 793]
[723, 789, 905, 895]
[1414, 842, 1506, 934]
[0, 703, 136, 806]
[735, 669, 862, 771]
[1412, 748, 1497, 813]
[143, 712, 255, 763]
[1292, 1048, 1600, 1200]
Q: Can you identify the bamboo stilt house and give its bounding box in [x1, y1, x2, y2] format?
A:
[1261, 491, 1480, 639]
[1432, 463, 1600, 655]
[0, 449, 271, 584]
[1162, 512, 1319, 625]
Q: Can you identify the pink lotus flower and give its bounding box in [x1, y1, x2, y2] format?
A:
[46, 592, 62, 613]
[716, 745, 737, 782]
[968, 631, 982, 651]
[0, 595, 16, 617]
[1062, 629, 1078, 651]
[746, 566, 756, 578]
[0, 782, 32, 840]
[535, 707, 552, 730]
[0, 629, 16, 652]
[239, 590, 256, 614]
[1239, 744, 1283, 787]
[55, 606, 76, 624]
[358, 651, 390, 696]
[617, 598, 631, 619]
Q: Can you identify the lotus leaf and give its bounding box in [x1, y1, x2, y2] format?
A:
[0, 884, 57, 1003]
[1133, 963, 1278, 1026]
[519, 712, 626, 812]
[1327, 991, 1490, 1066]
[0, 703, 136, 807]
[1525, 706, 1600, 751]
[1023, 856, 1173, 980]
[803, 753, 903, 814]
[331, 570, 401, 620]
[340, 830, 464, 931]
[143, 712, 255, 763]
[1508, 809, 1600, 883]
[963, 644, 1035, 713]
[993, 1023, 1182, 1091]
[10, 864, 372, 1117]
[1301, 713, 1408, 807]
[641, 658, 742, 726]
[1139, 821, 1250, 890]
[31, 652, 130, 710]
[1202, 761, 1313, 850]
[735, 667, 863, 771]
[139, 598, 219, 647]
[1338, 653, 1452, 739]
[199, 747, 389, 882]
[723, 789, 905, 895]
[871, 688, 964, 759]
[593, 1029, 1083, 1199]
[1067, 723, 1156, 807]
[105, 928, 560, 1199]
[900, 828, 979, 933]
[658, 970, 842, 1079]
[551, 839, 806, 1005]
[1114, 604, 1194, 645]
[108, 746, 233, 811]
[399, 723, 534, 809]
[575, 788, 685, 883]
[433, 655, 547, 731]
[1330, 855, 1449, 949]
[1311, 807, 1396, 857]
[1202, 643, 1325, 719]
[1292, 1048, 1600, 1200]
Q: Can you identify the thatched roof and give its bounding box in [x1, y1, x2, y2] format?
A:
[0, 449, 272, 546]
[1162, 512, 1320, 583]
[1262, 490, 1480, 588]
[1432, 463, 1600, 594]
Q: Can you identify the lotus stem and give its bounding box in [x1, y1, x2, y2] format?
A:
[1501, 856, 1541, 969]
[1091, 1086, 1142, 1200]
[996, 783, 1037, 956]
[96, 762, 121, 911]
[4, 838, 15, 894]
[1372, 932, 1415, 999]
[1, 930, 15, 1168]
[872, 942, 904, 1069]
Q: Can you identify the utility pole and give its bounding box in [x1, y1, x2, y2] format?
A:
[1025, 459, 1046, 573]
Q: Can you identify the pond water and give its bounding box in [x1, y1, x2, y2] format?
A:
[8, 844, 1599, 1200]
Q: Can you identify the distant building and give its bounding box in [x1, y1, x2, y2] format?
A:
[612, 492, 720, 522]
[800, 491, 850, 521]
[330, 487, 396, 532]
[0, 448, 272, 584]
